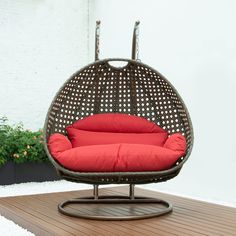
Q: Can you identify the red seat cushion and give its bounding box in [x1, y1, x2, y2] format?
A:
[48, 133, 186, 172]
[66, 128, 168, 147]
[67, 113, 166, 133]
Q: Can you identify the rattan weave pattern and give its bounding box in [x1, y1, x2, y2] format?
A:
[44, 58, 193, 185]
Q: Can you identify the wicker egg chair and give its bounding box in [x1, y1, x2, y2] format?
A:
[43, 21, 194, 220]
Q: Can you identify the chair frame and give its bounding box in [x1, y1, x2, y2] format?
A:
[43, 21, 194, 220]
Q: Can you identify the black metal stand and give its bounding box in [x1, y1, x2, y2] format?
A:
[58, 184, 173, 220]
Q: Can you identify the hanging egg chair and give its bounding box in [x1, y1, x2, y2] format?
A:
[43, 21, 194, 220]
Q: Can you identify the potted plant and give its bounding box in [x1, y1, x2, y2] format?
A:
[0, 117, 60, 185]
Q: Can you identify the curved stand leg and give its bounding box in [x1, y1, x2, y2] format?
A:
[58, 185, 173, 220]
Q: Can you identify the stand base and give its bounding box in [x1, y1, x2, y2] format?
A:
[58, 195, 173, 220]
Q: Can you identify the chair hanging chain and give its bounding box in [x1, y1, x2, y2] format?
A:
[95, 21, 100, 61]
[132, 21, 140, 61]
[96, 28, 100, 60]
[136, 26, 140, 61]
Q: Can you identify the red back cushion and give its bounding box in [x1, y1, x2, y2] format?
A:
[67, 113, 166, 133]
[66, 128, 168, 147]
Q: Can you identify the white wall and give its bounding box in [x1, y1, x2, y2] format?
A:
[92, 0, 236, 206]
[0, 0, 89, 130]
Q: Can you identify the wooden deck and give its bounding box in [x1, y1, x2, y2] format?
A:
[0, 186, 235, 236]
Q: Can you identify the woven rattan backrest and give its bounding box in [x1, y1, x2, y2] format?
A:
[45, 22, 193, 157]
[45, 59, 193, 151]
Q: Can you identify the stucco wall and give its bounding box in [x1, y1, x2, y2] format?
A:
[0, 0, 89, 130]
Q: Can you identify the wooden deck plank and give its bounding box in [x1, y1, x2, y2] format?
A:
[103, 187, 236, 236]
[66, 191, 204, 236]
[0, 203, 52, 236]
[0, 200, 70, 236]
[101, 189, 220, 236]
[0, 186, 235, 236]
[3, 197, 93, 236]
[34, 190, 165, 236]
[31, 191, 150, 236]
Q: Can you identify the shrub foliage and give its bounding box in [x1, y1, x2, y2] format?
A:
[0, 117, 48, 167]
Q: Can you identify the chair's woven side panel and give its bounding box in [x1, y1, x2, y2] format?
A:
[126, 62, 193, 154]
[155, 77, 192, 150]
